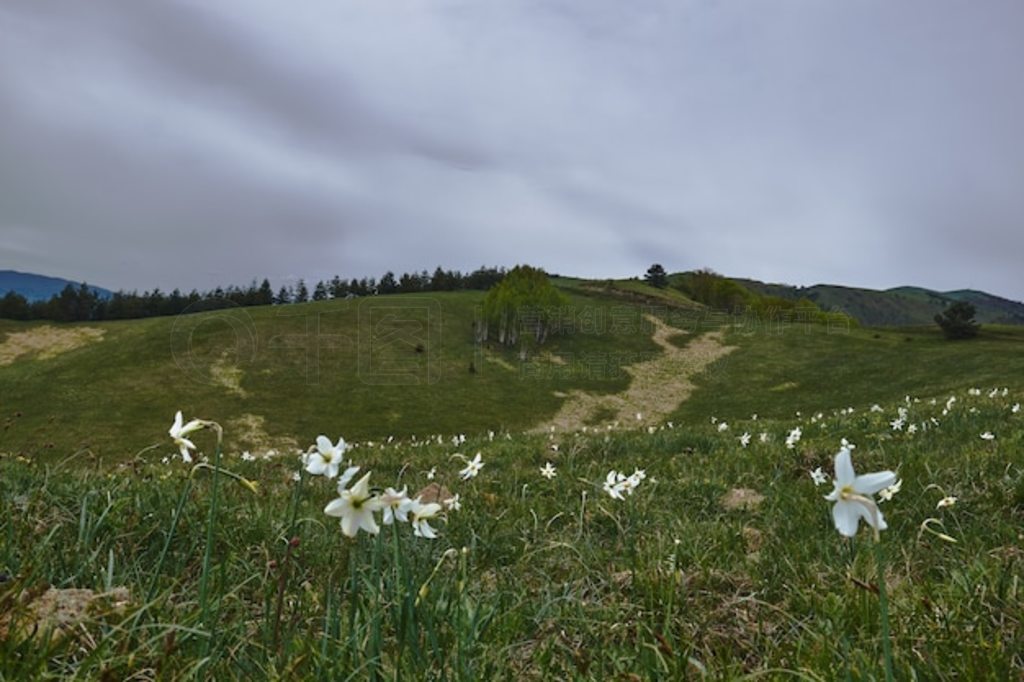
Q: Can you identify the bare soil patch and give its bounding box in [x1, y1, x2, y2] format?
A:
[533, 315, 736, 432]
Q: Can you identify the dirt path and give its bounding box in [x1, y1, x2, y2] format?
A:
[533, 315, 736, 432]
[0, 326, 106, 366]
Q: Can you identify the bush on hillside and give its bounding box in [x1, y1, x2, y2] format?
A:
[935, 301, 980, 340]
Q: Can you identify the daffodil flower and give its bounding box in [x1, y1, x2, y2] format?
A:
[409, 499, 443, 539]
[603, 470, 626, 500]
[458, 452, 484, 480]
[878, 479, 902, 502]
[324, 472, 383, 538]
[303, 435, 348, 478]
[169, 411, 204, 463]
[824, 448, 896, 538]
[380, 486, 412, 525]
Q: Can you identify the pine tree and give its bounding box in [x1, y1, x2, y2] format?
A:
[378, 271, 398, 294]
[644, 263, 669, 289]
[295, 279, 309, 303]
[258, 279, 274, 305]
[313, 280, 328, 301]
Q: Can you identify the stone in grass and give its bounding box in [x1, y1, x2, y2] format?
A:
[720, 488, 765, 512]
[414, 482, 454, 506]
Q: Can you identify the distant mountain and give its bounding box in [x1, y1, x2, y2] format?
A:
[0, 270, 112, 302]
[733, 278, 1024, 327]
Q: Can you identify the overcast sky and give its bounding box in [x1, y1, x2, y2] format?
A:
[1, 0, 1023, 299]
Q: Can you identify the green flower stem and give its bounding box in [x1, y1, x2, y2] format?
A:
[876, 538, 895, 682]
[198, 423, 224, 659]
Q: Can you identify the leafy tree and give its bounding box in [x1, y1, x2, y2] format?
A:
[644, 263, 669, 289]
[482, 265, 568, 347]
[935, 301, 980, 340]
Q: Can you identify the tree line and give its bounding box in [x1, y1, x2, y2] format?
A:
[0, 266, 507, 322]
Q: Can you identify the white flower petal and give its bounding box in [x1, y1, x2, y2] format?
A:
[833, 448, 855, 486]
[832, 501, 861, 537]
[853, 471, 897, 495]
[324, 498, 346, 517]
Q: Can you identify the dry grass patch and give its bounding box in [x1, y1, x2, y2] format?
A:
[0, 326, 105, 366]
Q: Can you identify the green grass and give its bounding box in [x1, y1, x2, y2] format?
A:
[0, 290, 667, 461]
[674, 323, 1024, 424]
[3, 286, 1024, 677]
[1, 390, 1022, 678]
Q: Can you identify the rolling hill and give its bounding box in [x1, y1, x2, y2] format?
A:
[733, 277, 1024, 326]
[0, 270, 112, 302]
[2, 277, 1024, 462]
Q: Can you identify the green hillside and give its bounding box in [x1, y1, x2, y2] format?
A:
[0, 287, 677, 460]
[3, 279, 1024, 462]
[735, 278, 1024, 326]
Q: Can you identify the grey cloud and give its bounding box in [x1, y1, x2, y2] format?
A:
[1, 0, 1022, 299]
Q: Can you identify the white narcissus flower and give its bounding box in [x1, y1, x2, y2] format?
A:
[426, 467, 436, 480]
[785, 427, 802, 449]
[810, 467, 828, 486]
[936, 496, 957, 509]
[459, 452, 484, 480]
[878, 479, 902, 502]
[980, 432, 995, 441]
[169, 411, 204, 463]
[324, 472, 383, 538]
[443, 493, 461, 511]
[824, 448, 897, 538]
[380, 486, 412, 525]
[409, 499, 443, 539]
[603, 471, 626, 500]
[717, 422, 729, 432]
[1012, 403, 1020, 414]
[840, 438, 856, 451]
[540, 462, 557, 479]
[739, 432, 751, 448]
[304, 435, 347, 478]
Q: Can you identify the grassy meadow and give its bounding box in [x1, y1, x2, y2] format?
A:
[1, 285, 1023, 679]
